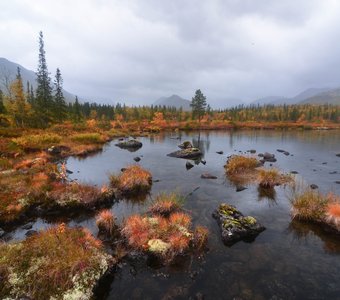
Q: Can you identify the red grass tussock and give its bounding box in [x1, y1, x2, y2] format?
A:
[122, 192, 208, 262]
[0, 224, 111, 299]
[110, 165, 152, 196]
[325, 202, 340, 230]
[96, 209, 116, 236]
[149, 192, 183, 216]
[169, 212, 191, 227]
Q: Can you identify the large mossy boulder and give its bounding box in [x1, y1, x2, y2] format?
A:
[167, 148, 202, 159]
[213, 203, 265, 246]
[115, 139, 142, 150]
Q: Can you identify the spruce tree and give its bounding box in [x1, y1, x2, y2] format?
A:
[54, 68, 67, 122]
[190, 89, 207, 123]
[35, 31, 53, 125]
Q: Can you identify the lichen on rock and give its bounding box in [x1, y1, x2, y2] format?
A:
[213, 203, 265, 246]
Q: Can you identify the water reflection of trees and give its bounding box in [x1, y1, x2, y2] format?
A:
[192, 131, 211, 156]
[288, 219, 340, 254]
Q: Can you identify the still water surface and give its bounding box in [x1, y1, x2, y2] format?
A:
[11, 130, 340, 299]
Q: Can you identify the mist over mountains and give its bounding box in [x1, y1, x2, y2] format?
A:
[252, 87, 339, 106]
[1, 57, 339, 108]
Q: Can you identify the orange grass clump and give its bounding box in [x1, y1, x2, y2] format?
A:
[96, 209, 116, 235]
[0, 225, 111, 299]
[225, 155, 259, 175]
[325, 196, 340, 230]
[122, 211, 193, 259]
[110, 165, 152, 196]
[169, 212, 192, 227]
[149, 192, 183, 216]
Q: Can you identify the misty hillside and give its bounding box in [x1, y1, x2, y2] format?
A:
[154, 94, 191, 110]
[0, 57, 75, 102]
[252, 87, 338, 106]
[299, 89, 340, 105]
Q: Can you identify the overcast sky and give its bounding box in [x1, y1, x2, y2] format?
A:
[1, 0, 340, 106]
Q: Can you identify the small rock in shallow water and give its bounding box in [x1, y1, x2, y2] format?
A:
[310, 184, 318, 189]
[283, 151, 290, 156]
[335, 181, 340, 184]
[201, 173, 217, 179]
[336, 153, 340, 157]
[200, 159, 206, 165]
[322, 162, 327, 165]
[236, 186, 247, 192]
[216, 151, 223, 154]
[329, 171, 337, 174]
[186, 162, 194, 170]
[121, 168, 127, 172]
[133, 156, 141, 162]
[66, 169, 73, 174]
[290, 171, 299, 174]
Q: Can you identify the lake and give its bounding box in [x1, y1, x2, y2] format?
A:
[8, 130, 340, 299]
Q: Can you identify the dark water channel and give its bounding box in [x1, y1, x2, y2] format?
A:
[8, 130, 340, 299]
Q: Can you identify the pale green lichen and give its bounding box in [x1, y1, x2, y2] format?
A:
[242, 216, 257, 225]
[176, 225, 192, 237]
[147, 239, 170, 254]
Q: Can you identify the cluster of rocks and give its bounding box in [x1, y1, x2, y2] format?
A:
[258, 152, 277, 163]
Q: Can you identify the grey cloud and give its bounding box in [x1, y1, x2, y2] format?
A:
[1, 0, 340, 106]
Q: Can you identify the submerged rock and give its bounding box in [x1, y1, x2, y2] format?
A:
[236, 186, 247, 192]
[133, 156, 141, 162]
[213, 203, 265, 246]
[310, 184, 318, 189]
[167, 148, 202, 159]
[336, 153, 340, 157]
[115, 139, 142, 149]
[216, 151, 224, 155]
[178, 141, 193, 149]
[201, 173, 217, 179]
[186, 162, 194, 170]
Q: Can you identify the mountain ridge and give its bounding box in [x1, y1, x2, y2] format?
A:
[0, 57, 76, 103]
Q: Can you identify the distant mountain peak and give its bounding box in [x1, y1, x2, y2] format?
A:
[154, 94, 191, 110]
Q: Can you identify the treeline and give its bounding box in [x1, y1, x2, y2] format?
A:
[0, 31, 339, 128]
[221, 104, 339, 123]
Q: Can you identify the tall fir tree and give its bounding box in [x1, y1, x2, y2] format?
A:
[190, 89, 207, 123]
[54, 68, 67, 122]
[35, 31, 53, 125]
